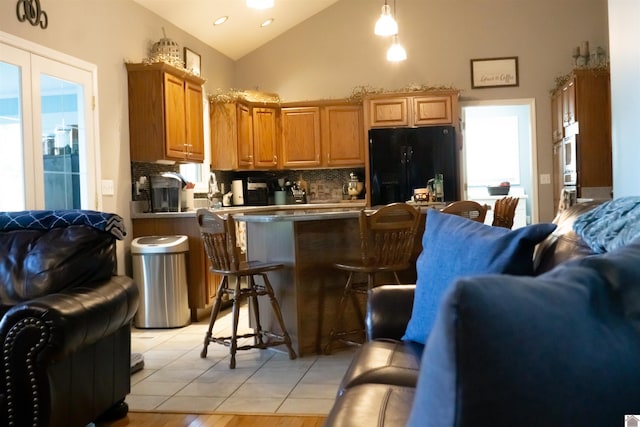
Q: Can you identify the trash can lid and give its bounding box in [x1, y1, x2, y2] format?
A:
[131, 235, 189, 254]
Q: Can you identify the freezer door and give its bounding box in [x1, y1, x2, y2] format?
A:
[369, 126, 459, 206]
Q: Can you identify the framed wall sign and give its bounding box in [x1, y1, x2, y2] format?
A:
[470, 56, 519, 89]
[184, 47, 201, 76]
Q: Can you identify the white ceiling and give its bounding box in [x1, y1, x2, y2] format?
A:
[133, 0, 340, 61]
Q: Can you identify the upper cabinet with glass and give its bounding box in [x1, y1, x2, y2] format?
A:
[126, 62, 206, 164]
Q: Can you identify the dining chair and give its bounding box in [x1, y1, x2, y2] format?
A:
[324, 203, 421, 353]
[492, 196, 519, 229]
[197, 209, 297, 368]
[441, 200, 488, 223]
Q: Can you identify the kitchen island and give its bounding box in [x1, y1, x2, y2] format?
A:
[235, 208, 427, 356]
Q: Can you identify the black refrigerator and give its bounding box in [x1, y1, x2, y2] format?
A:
[369, 126, 459, 206]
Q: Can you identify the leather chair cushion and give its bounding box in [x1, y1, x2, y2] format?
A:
[337, 339, 423, 396]
[325, 384, 414, 427]
[407, 243, 640, 427]
[0, 225, 116, 304]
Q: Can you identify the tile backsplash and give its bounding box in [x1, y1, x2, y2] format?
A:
[131, 163, 365, 203]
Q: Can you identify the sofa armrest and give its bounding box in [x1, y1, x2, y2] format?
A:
[366, 285, 415, 341]
[0, 275, 139, 360]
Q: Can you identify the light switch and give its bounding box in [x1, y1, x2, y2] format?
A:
[539, 174, 551, 185]
[101, 179, 114, 196]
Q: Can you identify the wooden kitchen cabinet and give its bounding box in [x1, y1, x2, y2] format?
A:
[551, 90, 564, 142]
[549, 68, 612, 203]
[252, 107, 279, 169]
[412, 95, 454, 126]
[210, 102, 279, 170]
[322, 104, 365, 166]
[126, 62, 205, 163]
[280, 107, 322, 168]
[366, 91, 459, 128]
[280, 101, 365, 168]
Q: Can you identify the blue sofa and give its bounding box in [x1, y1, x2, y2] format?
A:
[325, 200, 640, 427]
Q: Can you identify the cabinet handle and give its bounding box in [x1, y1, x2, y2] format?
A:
[273, 155, 277, 163]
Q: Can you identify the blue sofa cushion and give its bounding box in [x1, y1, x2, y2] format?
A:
[402, 209, 556, 344]
[407, 243, 640, 427]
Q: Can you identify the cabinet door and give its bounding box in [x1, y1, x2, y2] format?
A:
[210, 103, 239, 170]
[562, 79, 576, 126]
[322, 105, 365, 166]
[252, 107, 279, 168]
[413, 95, 452, 125]
[551, 91, 564, 142]
[163, 72, 187, 159]
[281, 107, 321, 168]
[184, 80, 204, 162]
[369, 97, 409, 127]
[237, 103, 254, 168]
[552, 140, 564, 215]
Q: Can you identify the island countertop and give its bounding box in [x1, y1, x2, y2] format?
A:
[130, 200, 367, 219]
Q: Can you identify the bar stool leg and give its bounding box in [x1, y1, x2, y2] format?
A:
[249, 275, 265, 347]
[324, 271, 355, 354]
[261, 273, 297, 360]
[201, 276, 228, 359]
[229, 275, 242, 369]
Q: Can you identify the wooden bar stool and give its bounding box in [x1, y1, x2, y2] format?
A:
[324, 203, 421, 354]
[197, 209, 297, 368]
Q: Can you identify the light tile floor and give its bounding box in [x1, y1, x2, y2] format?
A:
[127, 304, 356, 415]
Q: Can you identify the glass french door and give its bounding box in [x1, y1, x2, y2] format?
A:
[0, 39, 97, 211]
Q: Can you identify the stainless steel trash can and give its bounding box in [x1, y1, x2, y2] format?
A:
[132, 235, 190, 328]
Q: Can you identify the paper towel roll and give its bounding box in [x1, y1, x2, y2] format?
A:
[232, 180, 244, 205]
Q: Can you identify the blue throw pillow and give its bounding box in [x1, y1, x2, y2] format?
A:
[402, 209, 556, 344]
[407, 243, 640, 426]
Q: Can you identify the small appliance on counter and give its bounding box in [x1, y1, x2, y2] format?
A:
[149, 173, 184, 212]
[246, 177, 269, 206]
[231, 179, 244, 206]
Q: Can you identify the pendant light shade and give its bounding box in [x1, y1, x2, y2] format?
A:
[246, 0, 274, 10]
[387, 35, 407, 62]
[374, 3, 398, 36]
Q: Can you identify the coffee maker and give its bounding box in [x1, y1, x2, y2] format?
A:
[150, 174, 183, 212]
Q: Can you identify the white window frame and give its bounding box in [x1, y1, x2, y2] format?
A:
[0, 30, 101, 210]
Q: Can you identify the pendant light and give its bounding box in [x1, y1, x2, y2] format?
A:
[374, 1, 398, 36]
[387, 34, 407, 62]
[246, 0, 274, 10]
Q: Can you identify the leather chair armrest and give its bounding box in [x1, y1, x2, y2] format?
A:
[366, 285, 415, 341]
[0, 275, 139, 360]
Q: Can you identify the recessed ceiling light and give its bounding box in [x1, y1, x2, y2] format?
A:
[213, 16, 228, 26]
[260, 18, 274, 27]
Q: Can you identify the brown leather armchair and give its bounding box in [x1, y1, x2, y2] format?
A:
[0, 211, 139, 427]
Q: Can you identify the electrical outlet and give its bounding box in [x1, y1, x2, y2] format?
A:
[101, 179, 114, 196]
[540, 174, 551, 185]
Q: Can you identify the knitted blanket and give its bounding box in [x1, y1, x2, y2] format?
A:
[0, 210, 126, 240]
[573, 197, 640, 253]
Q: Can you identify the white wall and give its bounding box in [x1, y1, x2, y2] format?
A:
[0, 0, 235, 272]
[235, 0, 609, 221]
[608, 0, 640, 197]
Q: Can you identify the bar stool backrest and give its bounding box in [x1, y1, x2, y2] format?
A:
[441, 200, 488, 223]
[492, 196, 520, 229]
[197, 209, 241, 273]
[358, 203, 421, 269]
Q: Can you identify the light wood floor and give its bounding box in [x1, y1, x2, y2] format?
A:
[99, 412, 326, 427]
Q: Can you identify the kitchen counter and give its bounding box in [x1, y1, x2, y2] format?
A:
[130, 200, 367, 219]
